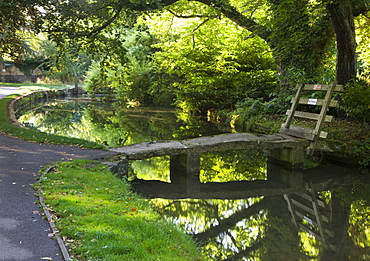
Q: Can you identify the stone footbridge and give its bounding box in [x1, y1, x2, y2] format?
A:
[109, 133, 311, 193]
[110, 133, 309, 160]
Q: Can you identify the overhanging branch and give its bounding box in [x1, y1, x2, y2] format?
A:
[193, 0, 271, 41]
[86, 6, 123, 38]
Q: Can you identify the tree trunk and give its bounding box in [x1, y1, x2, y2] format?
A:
[74, 71, 79, 94]
[327, 2, 357, 85]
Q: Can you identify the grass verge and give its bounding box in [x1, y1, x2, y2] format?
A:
[0, 83, 105, 149]
[37, 159, 202, 261]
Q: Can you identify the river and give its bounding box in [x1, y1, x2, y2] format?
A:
[18, 97, 370, 260]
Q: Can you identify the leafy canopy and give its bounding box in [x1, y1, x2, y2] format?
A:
[0, 0, 47, 59]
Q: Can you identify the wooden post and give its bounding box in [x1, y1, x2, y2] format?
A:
[307, 83, 336, 155]
[282, 83, 305, 129]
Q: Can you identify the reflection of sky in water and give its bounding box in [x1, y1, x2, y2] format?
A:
[18, 98, 229, 147]
[17, 97, 370, 260]
[150, 170, 369, 260]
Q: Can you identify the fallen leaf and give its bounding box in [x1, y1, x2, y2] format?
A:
[40, 257, 52, 260]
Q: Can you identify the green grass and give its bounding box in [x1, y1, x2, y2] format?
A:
[0, 83, 105, 149]
[1, 83, 202, 259]
[38, 160, 202, 261]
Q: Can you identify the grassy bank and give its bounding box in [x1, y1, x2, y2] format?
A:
[1, 83, 202, 259]
[0, 83, 105, 149]
[37, 160, 202, 261]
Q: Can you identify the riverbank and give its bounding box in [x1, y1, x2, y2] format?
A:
[0, 84, 203, 260]
[37, 160, 201, 260]
[0, 86, 105, 149]
[250, 114, 370, 166]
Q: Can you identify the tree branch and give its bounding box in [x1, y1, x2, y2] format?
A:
[193, 0, 271, 41]
[193, 199, 267, 244]
[140, 0, 271, 41]
[86, 6, 123, 38]
[167, 8, 206, 19]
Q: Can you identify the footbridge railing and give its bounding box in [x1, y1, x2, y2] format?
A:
[280, 83, 343, 155]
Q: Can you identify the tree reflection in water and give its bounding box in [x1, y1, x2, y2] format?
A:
[147, 164, 369, 261]
[17, 97, 369, 260]
[18, 97, 229, 147]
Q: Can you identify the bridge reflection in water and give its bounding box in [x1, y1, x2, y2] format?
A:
[125, 157, 367, 261]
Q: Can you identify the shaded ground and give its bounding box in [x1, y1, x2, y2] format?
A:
[255, 115, 370, 163]
[0, 131, 115, 260]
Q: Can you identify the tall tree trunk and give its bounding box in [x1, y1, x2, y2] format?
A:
[327, 2, 357, 85]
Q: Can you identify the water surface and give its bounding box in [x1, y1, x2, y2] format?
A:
[18, 97, 230, 147]
[18, 96, 369, 260]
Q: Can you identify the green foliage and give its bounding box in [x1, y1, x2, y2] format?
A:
[0, 0, 45, 59]
[39, 40, 91, 84]
[268, 0, 336, 83]
[264, 91, 295, 115]
[84, 26, 161, 105]
[84, 61, 114, 94]
[0, 87, 105, 149]
[342, 78, 370, 122]
[356, 13, 370, 78]
[226, 92, 294, 131]
[39, 160, 201, 260]
[13, 59, 42, 76]
[150, 12, 277, 114]
[227, 98, 266, 131]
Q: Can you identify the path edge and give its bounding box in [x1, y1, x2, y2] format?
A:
[37, 165, 72, 261]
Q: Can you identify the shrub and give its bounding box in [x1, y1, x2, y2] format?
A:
[342, 79, 370, 122]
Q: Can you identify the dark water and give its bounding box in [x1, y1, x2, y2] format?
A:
[18, 97, 370, 260]
[18, 97, 230, 147]
[132, 153, 369, 261]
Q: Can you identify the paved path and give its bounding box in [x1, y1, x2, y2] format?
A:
[0, 87, 21, 99]
[0, 86, 115, 260]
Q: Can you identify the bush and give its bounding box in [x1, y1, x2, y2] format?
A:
[342, 79, 370, 122]
[227, 98, 266, 131]
[84, 62, 114, 94]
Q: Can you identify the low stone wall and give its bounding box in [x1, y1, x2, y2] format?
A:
[7, 89, 69, 128]
[1, 74, 44, 83]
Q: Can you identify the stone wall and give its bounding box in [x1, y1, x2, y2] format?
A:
[7, 89, 69, 128]
[1, 63, 43, 83]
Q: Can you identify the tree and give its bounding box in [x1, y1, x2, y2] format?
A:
[147, 9, 277, 112]
[40, 40, 91, 89]
[326, 1, 357, 85]
[43, 0, 369, 101]
[0, 0, 46, 60]
[42, 1, 330, 83]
